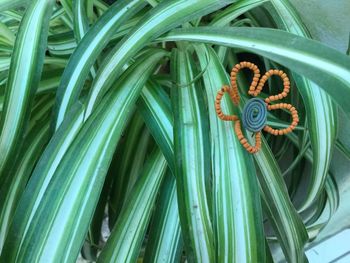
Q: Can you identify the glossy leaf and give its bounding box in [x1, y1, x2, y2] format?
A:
[0, 117, 50, 252]
[171, 48, 214, 262]
[1, 49, 166, 262]
[138, 81, 175, 173]
[211, 0, 268, 25]
[253, 136, 308, 262]
[0, 0, 55, 182]
[161, 27, 350, 115]
[269, 0, 338, 212]
[137, 82, 184, 263]
[84, 0, 232, 117]
[225, 52, 308, 261]
[0, 2, 346, 262]
[53, 0, 147, 129]
[108, 113, 149, 226]
[98, 149, 167, 263]
[195, 44, 265, 262]
[144, 172, 183, 263]
[73, 0, 89, 41]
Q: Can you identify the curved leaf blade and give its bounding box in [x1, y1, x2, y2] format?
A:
[160, 27, 350, 115]
[269, 0, 338, 211]
[0, 0, 54, 180]
[53, 0, 147, 129]
[211, 0, 268, 25]
[171, 48, 214, 262]
[195, 44, 265, 262]
[84, 0, 232, 117]
[1, 50, 166, 262]
[0, 119, 50, 252]
[98, 149, 167, 263]
[138, 81, 175, 173]
[144, 172, 183, 263]
[253, 136, 308, 263]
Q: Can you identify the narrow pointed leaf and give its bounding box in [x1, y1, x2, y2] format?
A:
[0, 0, 55, 181]
[0, 102, 85, 262]
[138, 82, 185, 262]
[84, 0, 232, 117]
[138, 82, 174, 173]
[160, 27, 350, 115]
[211, 0, 268, 25]
[144, 172, 183, 263]
[0, 119, 50, 252]
[73, 0, 90, 41]
[98, 149, 167, 263]
[195, 44, 265, 262]
[171, 48, 214, 262]
[268, 0, 338, 211]
[53, 0, 147, 129]
[108, 113, 149, 226]
[252, 136, 308, 262]
[1, 49, 166, 262]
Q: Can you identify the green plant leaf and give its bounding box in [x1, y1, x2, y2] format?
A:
[0, 101, 85, 262]
[211, 0, 268, 25]
[171, 48, 214, 262]
[1, 49, 166, 262]
[195, 44, 265, 262]
[53, 0, 147, 129]
[160, 27, 350, 115]
[137, 79, 183, 263]
[0, 2, 346, 262]
[0, 22, 15, 46]
[0, 0, 28, 12]
[72, 0, 97, 78]
[137, 81, 175, 173]
[108, 112, 149, 227]
[336, 139, 350, 160]
[226, 51, 308, 261]
[0, 0, 55, 182]
[0, 118, 50, 252]
[98, 149, 167, 263]
[84, 0, 232, 118]
[60, 0, 73, 23]
[73, 0, 89, 42]
[269, 0, 338, 212]
[285, 133, 340, 235]
[83, 167, 112, 261]
[254, 136, 308, 262]
[144, 171, 183, 263]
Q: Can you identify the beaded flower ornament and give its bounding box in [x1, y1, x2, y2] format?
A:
[215, 61, 299, 154]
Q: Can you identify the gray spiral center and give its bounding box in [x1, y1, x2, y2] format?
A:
[242, 98, 267, 132]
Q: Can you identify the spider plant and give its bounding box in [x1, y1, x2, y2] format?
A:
[0, 0, 349, 262]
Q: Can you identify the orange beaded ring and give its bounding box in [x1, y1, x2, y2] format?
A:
[215, 61, 299, 154]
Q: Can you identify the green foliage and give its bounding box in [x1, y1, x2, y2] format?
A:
[0, 0, 348, 262]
